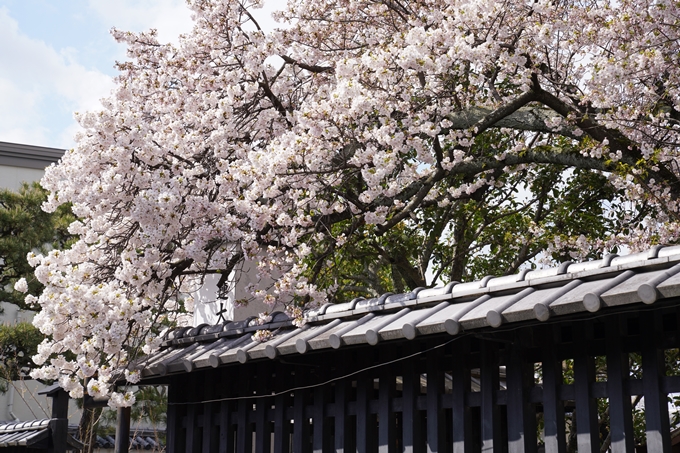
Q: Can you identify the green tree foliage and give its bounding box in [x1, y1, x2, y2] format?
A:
[0, 322, 43, 388]
[97, 386, 168, 440]
[307, 133, 639, 301]
[0, 182, 75, 309]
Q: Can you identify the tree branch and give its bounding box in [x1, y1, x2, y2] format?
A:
[279, 55, 334, 74]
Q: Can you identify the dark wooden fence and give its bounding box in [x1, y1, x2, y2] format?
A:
[163, 305, 680, 452]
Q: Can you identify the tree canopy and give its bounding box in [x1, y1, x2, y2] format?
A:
[29, 0, 680, 404]
[1, 182, 74, 309]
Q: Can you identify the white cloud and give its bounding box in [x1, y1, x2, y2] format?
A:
[0, 7, 114, 148]
[87, 0, 195, 45]
[0, 1, 286, 149]
[0, 78, 47, 145]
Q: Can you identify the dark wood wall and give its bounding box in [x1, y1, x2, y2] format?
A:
[165, 304, 680, 452]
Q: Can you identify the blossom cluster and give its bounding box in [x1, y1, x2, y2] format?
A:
[30, 0, 680, 404]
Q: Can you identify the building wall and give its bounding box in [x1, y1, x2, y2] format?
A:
[0, 141, 74, 423]
[0, 165, 45, 191]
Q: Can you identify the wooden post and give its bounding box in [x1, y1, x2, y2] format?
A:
[292, 387, 310, 453]
[255, 364, 271, 453]
[274, 392, 290, 453]
[606, 316, 635, 453]
[506, 331, 537, 453]
[480, 340, 502, 453]
[541, 326, 566, 453]
[402, 345, 422, 453]
[39, 385, 69, 453]
[426, 349, 444, 453]
[573, 322, 599, 453]
[378, 363, 396, 453]
[115, 406, 131, 453]
[452, 341, 472, 453]
[356, 373, 371, 453]
[335, 378, 350, 453]
[641, 312, 671, 451]
[50, 389, 68, 453]
[313, 383, 330, 453]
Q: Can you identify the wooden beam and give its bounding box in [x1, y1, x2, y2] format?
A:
[114, 406, 131, 453]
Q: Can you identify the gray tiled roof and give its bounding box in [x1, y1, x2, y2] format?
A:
[139, 245, 680, 379]
[0, 419, 51, 448]
[0, 141, 64, 170]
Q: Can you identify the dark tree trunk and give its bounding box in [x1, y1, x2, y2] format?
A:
[78, 407, 103, 453]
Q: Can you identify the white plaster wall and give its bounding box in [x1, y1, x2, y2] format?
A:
[0, 162, 67, 423]
[0, 302, 82, 423]
[193, 258, 274, 325]
[0, 165, 45, 190]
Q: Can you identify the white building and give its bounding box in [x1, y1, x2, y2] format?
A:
[0, 140, 78, 424]
[0, 141, 62, 191]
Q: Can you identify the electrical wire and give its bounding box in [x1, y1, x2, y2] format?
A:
[165, 302, 668, 406]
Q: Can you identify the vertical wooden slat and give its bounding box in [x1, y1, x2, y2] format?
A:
[541, 326, 566, 453]
[186, 403, 197, 452]
[256, 365, 272, 453]
[378, 364, 395, 453]
[274, 391, 291, 453]
[293, 387, 311, 453]
[114, 407, 131, 453]
[236, 374, 253, 453]
[185, 378, 201, 453]
[505, 331, 537, 453]
[202, 370, 219, 453]
[335, 379, 350, 453]
[452, 341, 472, 453]
[426, 349, 444, 453]
[313, 384, 329, 453]
[203, 401, 218, 452]
[573, 322, 598, 453]
[201, 400, 214, 453]
[642, 312, 671, 451]
[402, 347, 422, 453]
[219, 399, 234, 453]
[167, 378, 180, 453]
[356, 374, 371, 453]
[218, 368, 234, 453]
[480, 340, 501, 452]
[606, 316, 634, 453]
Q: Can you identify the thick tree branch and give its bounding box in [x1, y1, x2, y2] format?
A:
[280, 55, 334, 74]
[470, 90, 539, 135]
[445, 104, 579, 138]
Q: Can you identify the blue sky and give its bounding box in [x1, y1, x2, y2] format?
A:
[0, 1, 278, 149]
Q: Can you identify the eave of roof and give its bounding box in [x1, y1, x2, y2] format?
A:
[0, 419, 51, 448]
[138, 245, 680, 380]
[0, 141, 65, 170]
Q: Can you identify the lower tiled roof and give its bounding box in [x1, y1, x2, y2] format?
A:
[0, 419, 51, 448]
[139, 245, 680, 380]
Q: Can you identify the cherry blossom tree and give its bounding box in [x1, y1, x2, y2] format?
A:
[27, 0, 680, 404]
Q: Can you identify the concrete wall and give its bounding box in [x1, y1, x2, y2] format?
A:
[193, 259, 275, 325]
[0, 141, 73, 423]
[0, 165, 45, 191]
